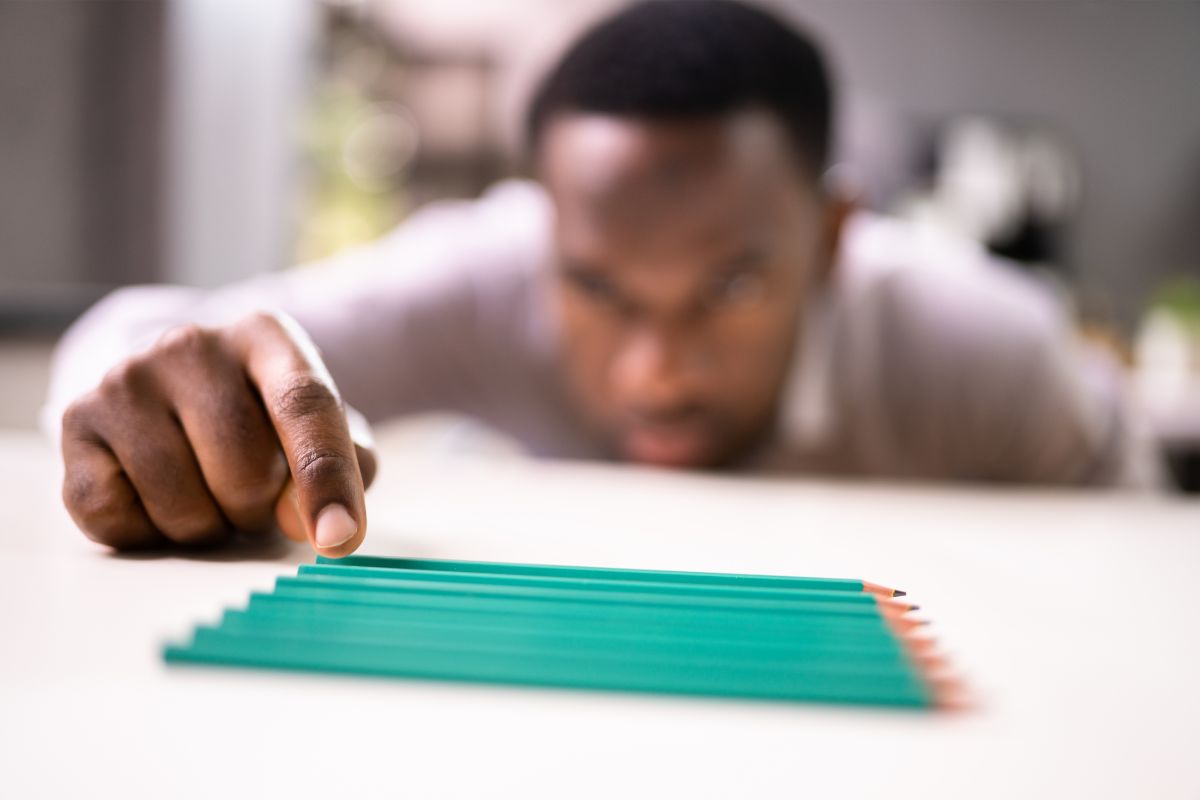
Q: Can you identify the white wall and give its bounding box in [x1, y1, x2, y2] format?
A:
[0, 5, 88, 289]
[163, 0, 317, 287]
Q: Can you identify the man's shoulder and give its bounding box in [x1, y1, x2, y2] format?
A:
[411, 181, 562, 371]
[390, 179, 553, 276]
[795, 212, 1111, 482]
[350, 179, 555, 331]
[833, 211, 1064, 366]
[824, 212, 1075, 450]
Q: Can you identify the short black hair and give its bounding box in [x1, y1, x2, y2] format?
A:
[526, 0, 833, 178]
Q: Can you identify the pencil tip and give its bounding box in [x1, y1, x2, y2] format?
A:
[893, 589, 907, 598]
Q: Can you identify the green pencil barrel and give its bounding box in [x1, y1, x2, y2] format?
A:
[201, 620, 915, 676]
[245, 593, 903, 648]
[267, 583, 895, 633]
[299, 563, 875, 603]
[318, 555, 875, 594]
[165, 628, 930, 707]
[220, 608, 913, 665]
[231, 604, 907, 652]
[276, 575, 884, 617]
[163, 560, 933, 709]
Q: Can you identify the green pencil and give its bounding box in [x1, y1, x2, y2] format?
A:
[299, 563, 900, 604]
[320, 555, 905, 597]
[218, 609, 907, 666]
[246, 592, 912, 640]
[268, 582, 908, 631]
[277, 574, 910, 616]
[183, 623, 918, 677]
[164, 559, 949, 709]
[165, 627, 932, 707]
[233, 602, 907, 642]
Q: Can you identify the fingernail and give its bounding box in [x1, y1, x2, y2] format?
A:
[314, 504, 357, 549]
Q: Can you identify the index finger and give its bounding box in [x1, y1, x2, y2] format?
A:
[229, 312, 367, 556]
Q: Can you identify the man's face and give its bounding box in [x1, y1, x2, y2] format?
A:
[539, 110, 842, 469]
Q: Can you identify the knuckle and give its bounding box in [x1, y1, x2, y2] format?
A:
[218, 475, 284, 522]
[238, 310, 286, 337]
[155, 323, 217, 362]
[62, 468, 101, 519]
[162, 516, 228, 546]
[272, 373, 339, 423]
[62, 473, 134, 546]
[97, 358, 150, 404]
[142, 480, 227, 543]
[207, 403, 280, 477]
[295, 447, 353, 487]
[61, 394, 98, 439]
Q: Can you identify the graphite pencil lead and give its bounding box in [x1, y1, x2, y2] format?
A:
[875, 599, 921, 614]
[861, 581, 903, 598]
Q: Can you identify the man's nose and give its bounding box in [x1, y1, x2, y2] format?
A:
[611, 326, 702, 408]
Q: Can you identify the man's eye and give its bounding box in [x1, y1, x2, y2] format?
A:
[568, 272, 619, 303]
[710, 271, 767, 306]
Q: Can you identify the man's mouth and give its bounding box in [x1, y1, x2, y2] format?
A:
[622, 423, 711, 468]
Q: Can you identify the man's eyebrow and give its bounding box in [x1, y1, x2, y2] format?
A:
[707, 246, 770, 273]
[559, 257, 609, 274]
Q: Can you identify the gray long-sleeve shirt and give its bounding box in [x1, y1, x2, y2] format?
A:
[44, 180, 1156, 486]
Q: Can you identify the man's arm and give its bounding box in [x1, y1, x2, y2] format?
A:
[44, 180, 553, 551]
[44, 180, 552, 438]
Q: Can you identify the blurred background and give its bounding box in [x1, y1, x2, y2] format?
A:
[1, 0, 1198, 486]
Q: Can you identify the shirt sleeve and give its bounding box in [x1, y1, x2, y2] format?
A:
[41, 180, 555, 446]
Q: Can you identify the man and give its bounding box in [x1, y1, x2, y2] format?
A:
[45, 1, 1149, 558]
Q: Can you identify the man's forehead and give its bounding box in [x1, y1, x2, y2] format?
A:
[541, 110, 807, 258]
[540, 110, 797, 203]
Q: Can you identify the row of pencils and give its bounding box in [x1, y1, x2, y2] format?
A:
[165, 555, 962, 709]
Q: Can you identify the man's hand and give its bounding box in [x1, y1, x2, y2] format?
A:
[60, 312, 376, 556]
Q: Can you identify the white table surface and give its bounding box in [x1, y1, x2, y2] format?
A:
[2, 428, 1198, 799]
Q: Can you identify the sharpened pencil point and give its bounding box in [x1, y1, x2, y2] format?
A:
[893, 590, 907, 598]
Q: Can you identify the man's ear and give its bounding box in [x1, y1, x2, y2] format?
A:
[813, 179, 856, 287]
